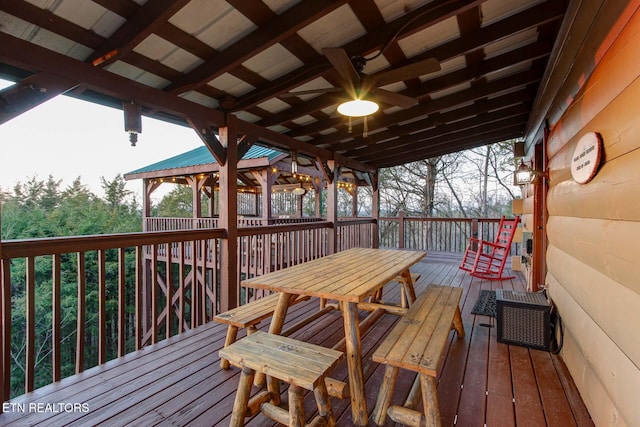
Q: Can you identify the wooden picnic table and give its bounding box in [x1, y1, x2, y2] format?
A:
[241, 247, 426, 425]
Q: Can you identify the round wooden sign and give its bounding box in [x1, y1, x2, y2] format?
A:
[571, 132, 603, 184]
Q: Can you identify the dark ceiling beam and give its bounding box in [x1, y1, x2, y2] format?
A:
[359, 112, 529, 164]
[373, 125, 524, 168]
[331, 88, 536, 156]
[232, 0, 483, 111]
[0, 32, 378, 172]
[296, 66, 542, 141]
[314, 43, 548, 148]
[88, 0, 193, 65]
[252, 0, 560, 131]
[0, 73, 77, 125]
[91, 0, 138, 18]
[166, 0, 351, 94]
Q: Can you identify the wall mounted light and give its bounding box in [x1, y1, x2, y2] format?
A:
[516, 159, 532, 185]
[123, 100, 142, 146]
[515, 159, 547, 185]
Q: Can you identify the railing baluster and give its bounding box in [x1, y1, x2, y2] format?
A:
[25, 257, 35, 393]
[98, 250, 107, 365]
[178, 242, 186, 332]
[76, 253, 85, 374]
[135, 246, 142, 351]
[165, 242, 172, 340]
[117, 248, 126, 357]
[1, 259, 12, 404]
[52, 254, 61, 382]
[151, 244, 158, 344]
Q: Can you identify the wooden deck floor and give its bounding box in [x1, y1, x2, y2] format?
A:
[0, 252, 593, 426]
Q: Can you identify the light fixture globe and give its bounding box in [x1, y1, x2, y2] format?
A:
[337, 99, 379, 117]
[516, 159, 532, 185]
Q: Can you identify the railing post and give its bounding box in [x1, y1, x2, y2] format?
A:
[471, 218, 479, 251]
[398, 210, 405, 249]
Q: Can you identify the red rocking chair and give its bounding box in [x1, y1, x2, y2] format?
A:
[459, 216, 520, 280]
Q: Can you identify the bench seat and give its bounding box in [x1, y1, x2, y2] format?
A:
[214, 293, 310, 368]
[219, 331, 343, 426]
[371, 284, 465, 426]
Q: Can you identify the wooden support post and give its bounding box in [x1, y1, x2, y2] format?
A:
[326, 160, 338, 254]
[371, 170, 379, 248]
[532, 142, 547, 291]
[398, 210, 405, 249]
[218, 116, 239, 311]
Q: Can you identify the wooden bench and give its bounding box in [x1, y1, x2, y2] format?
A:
[219, 331, 344, 427]
[214, 293, 310, 368]
[371, 284, 465, 427]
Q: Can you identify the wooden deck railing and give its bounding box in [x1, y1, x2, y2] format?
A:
[379, 214, 507, 253]
[144, 216, 324, 231]
[0, 215, 508, 404]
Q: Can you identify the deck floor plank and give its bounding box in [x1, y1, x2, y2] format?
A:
[0, 254, 594, 427]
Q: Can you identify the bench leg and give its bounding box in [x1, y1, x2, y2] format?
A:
[313, 381, 336, 427]
[230, 367, 255, 427]
[220, 325, 238, 369]
[420, 374, 442, 427]
[266, 372, 281, 406]
[288, 385, 306, 427]
[405, 373, 422, 410]
[453, 306, 465, 338]
[371, 365, 399, 425]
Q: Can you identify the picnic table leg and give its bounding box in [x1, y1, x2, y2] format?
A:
[342, 301, 368, 426]
[230, 367, 254, 427]
[400, 270, 417, 305]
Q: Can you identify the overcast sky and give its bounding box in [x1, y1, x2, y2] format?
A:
[0, 79, 203, 202]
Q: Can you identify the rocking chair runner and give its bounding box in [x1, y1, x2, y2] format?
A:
[459, 216, 520, 280]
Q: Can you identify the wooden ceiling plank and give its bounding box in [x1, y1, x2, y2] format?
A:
[248, 0, 559, 134]
[166, 0, 351, 94]
[355, 110, 530, 162]
[0, 32, 359, 170]
[334, 89, 534, 153]
[372, 126, 524, 167]
[288, 66, 541, 139]
[0, 0, 105, 49]
[233, 0, 482, 111]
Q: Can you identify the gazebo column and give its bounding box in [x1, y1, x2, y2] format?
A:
[312, 177, 322, 218]
[252, 169, 279, 225]
[142, 178, 152, 231]
[186, 176, 203, 228]
[351, 186, 358, 217]
[217, 119, 239, 311]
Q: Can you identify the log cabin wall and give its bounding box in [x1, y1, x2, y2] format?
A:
[540, 3, 640, 425]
